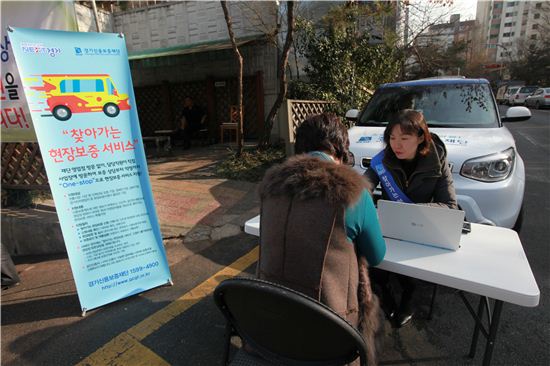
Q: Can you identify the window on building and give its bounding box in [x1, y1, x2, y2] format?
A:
[505, 11, 518, 17]
[535, 2, 542, 9]
[532, 24, 539, 30]
[494, 3, 502, 8]
[521, 31, 526, 36]
[534, 13, 541, 19]
[506, 1, 515, 7]
[504, 22, 516, 27]
[490, 34, 499, 38]
[531, 34, 537, 40]
[491, 24, 500, 28]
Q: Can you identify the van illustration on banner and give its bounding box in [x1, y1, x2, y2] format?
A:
[30, 74, 131, 121]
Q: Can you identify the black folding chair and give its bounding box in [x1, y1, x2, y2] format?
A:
[214, 277, 370, 366]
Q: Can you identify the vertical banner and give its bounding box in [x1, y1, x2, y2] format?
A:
[1, 1, 78, 142]
[9, 27, 172, 312]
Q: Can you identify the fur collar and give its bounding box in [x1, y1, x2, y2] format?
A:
[259, 154, 368, 207]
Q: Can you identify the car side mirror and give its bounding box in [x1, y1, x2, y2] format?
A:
[502, 106, 531, 122]
[345, 109, 359, 121]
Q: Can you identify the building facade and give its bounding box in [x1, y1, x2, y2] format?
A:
[476, 0, 546, 64]
[75, 1, 280, 140]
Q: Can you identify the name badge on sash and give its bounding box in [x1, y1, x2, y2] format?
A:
[371, 151, 413, 203]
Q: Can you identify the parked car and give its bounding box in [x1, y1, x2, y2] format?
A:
[508, 86, 538, 106]
[346, 78, 531, 231]
[503, 86, 521, 105]
[524, 87, 550, 109]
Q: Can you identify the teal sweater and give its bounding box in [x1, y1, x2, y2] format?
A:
[345, 189, 386, 266]
[308, 151, 386, 266]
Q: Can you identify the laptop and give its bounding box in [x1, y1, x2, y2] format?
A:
[377, 200, 465, 251]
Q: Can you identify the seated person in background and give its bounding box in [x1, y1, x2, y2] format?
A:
[175, 96, 206, 149]
[364, 109, 457, 328]
[257, 113, 386, 365]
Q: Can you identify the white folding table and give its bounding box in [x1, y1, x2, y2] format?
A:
[243, 214, 540, 366]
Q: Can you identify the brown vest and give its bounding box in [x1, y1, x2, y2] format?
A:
[258, 155, 382, 365]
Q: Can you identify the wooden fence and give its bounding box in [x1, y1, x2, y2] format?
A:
[281, 99, 337, 156]
[1, 143, 48, 189]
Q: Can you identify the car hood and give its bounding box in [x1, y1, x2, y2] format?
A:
[348, 126, 518, 173]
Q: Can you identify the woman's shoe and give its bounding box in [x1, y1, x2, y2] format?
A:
[395, 298, 414, 328]
[395, 310, 413, 328]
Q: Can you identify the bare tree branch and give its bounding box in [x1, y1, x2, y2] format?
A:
[260, 1, 295, 147]
[221, 1, 244, 155]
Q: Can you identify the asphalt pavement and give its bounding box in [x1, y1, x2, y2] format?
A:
[1, 108, 549, 365]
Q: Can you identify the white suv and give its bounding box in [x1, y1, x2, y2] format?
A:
[347, 78, 531, 231]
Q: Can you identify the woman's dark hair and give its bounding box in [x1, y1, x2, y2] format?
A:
[383, 109, 432, 157]
[295, 112, 350, 164]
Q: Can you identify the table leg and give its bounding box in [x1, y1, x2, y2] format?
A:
[428, 284, 438, 320]
[467, 295, 486, 358]
[482, 300, 503, 366]
[155, 137, 161, 156]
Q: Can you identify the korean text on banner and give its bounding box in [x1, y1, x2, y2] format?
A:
[1, 1, 78, 142]
[8, 27, 172, 312]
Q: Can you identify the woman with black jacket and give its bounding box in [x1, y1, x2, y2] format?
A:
[364, 109, 458, 328]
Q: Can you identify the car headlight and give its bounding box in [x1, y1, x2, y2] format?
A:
[460, 147, 515, 182]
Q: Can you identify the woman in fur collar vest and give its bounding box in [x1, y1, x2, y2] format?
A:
[257, 113, 386, 365]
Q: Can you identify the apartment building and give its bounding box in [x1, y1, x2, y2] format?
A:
[416, 14, 476, 54]
[412, 14, 476, 72]
[476, 0, 546, 63]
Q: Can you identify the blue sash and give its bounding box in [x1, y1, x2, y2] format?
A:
[370, 150, 413, 203]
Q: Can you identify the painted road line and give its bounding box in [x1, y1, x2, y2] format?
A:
[76, 246, 259, 366]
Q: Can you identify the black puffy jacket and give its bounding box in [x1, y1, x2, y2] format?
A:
[364, 133, 458, 209]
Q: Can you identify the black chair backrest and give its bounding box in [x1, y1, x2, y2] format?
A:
[214, 277, 368, 366]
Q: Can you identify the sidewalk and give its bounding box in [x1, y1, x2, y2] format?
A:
[1, 144, 261, 255]
[1, 144, 263, 365]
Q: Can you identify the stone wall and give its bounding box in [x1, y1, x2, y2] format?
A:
[113, 1, 276, 52]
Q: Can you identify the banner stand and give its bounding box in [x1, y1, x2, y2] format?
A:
[10, 27, 172, 313]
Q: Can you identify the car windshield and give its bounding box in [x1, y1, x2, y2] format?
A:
[519, 87, 537, 94]
[358, 83, 499, 128]
[507, 88, 519, 94]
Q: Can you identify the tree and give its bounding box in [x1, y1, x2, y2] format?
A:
[227, 1, 296, 148]
[399, 0, 468, 79]
[259, 1, 295, 148]
[292, 2, 402, 113]
[407, 40, 467, 79]
[221, 1, 244, 156]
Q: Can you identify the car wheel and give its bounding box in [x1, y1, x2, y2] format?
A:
[103, 103, 120, 117]
[512, 205, 524, 233]
[52, 105, 72, 121]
